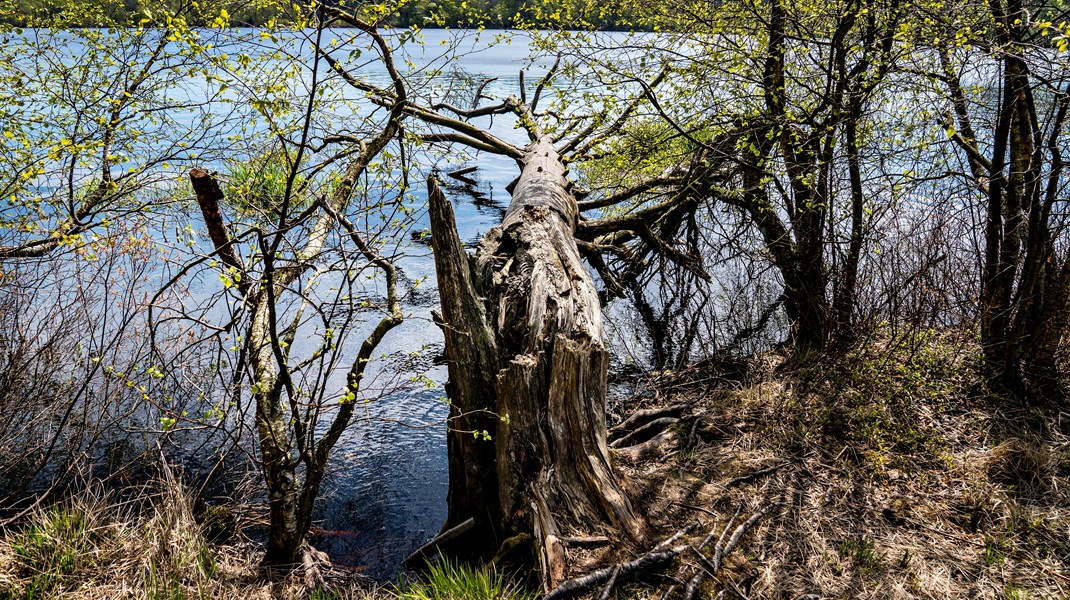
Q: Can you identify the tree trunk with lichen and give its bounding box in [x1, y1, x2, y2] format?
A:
[429, 136, 642, 587]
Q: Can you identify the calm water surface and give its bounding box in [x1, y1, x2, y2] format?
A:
[281, 29, 553, 578]
[5, 26, 632, 578]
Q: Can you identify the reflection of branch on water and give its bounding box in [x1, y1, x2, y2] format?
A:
[359, 405, 508, 432]
[398, 272, 440, 308]
[430, 69, 503, 128]
[378, 342, 445, 376]
[431, 166, 506, 220]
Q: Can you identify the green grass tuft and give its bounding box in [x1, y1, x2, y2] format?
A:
[836, 537, 884, 578]
[983, 535, 1008, 566]
[222, 147, 312, 220]
[398, 559, 537, 600]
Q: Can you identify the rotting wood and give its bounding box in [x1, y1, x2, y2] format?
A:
[534, 485, 566, 591]
[609, 417, 680, 449]
[426, 178, 501, 551]
[429, 135, 643, 578]
[190, 168, 246, 292]
[402, 517, 476, 569]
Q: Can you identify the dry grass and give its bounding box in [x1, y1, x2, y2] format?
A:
[0, 468, 385, 600]
[613, 331, 1070, 599]
[0, 468, 539, 600]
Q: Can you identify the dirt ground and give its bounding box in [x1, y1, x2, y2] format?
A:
[596, 335, 1070, 599]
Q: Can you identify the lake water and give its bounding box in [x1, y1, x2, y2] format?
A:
[204, 28, 566, 578]
[242, 29, 559, 577]
[290, 30, 550, 577]
[0, 26, 659, 578]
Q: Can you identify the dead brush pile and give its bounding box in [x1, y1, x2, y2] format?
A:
[602, 330, 1070, 599]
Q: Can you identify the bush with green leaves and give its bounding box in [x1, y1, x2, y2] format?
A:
[222, 148, 310, 219]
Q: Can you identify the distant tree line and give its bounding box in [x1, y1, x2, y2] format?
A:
[0, 0, 287, 26]
[0, 0, 639, 29]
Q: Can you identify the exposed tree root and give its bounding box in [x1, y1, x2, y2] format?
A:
[544, 504, 777, 600]
[613, 430, 676, 462]
[609, 405, 687, 439]
[609, 417, 680, 449]
[680, 504, 777, 600]
[301, 543, 332, 591]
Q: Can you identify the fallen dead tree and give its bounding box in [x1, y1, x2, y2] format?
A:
[325, 38, 743, 583]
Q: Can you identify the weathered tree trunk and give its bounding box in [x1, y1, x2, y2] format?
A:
[193, 157, 406, 570]
[429, 136, 642, 585]
[427, 176, 502, 556]
[1026, 255, 1070, 383]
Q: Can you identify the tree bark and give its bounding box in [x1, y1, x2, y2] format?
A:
[427, 180, 502, 555]
[429, 136, 642, 583]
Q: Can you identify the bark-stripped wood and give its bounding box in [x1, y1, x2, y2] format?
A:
[544, 504, 776, 600]
[402, 517, 476, 568]
[426, 180, 500, 551]
[428, 135, 642, 582]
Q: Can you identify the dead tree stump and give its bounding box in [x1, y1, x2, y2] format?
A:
[429, 136, 642, 585]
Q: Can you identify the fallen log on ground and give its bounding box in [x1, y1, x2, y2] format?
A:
[544, 504, 777, 600]
[609, 405, 687, 438]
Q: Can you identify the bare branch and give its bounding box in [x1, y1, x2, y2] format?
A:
[578, 175, 685, 212]
[531, 53, 562, 113]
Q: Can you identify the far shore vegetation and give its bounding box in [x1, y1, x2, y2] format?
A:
[0, 0, 642, 30]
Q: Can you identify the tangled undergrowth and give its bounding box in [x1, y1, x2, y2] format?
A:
[0, 467, 382, 600]
[0, 471, 537, 600]
[609, 329, 1070, 598]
